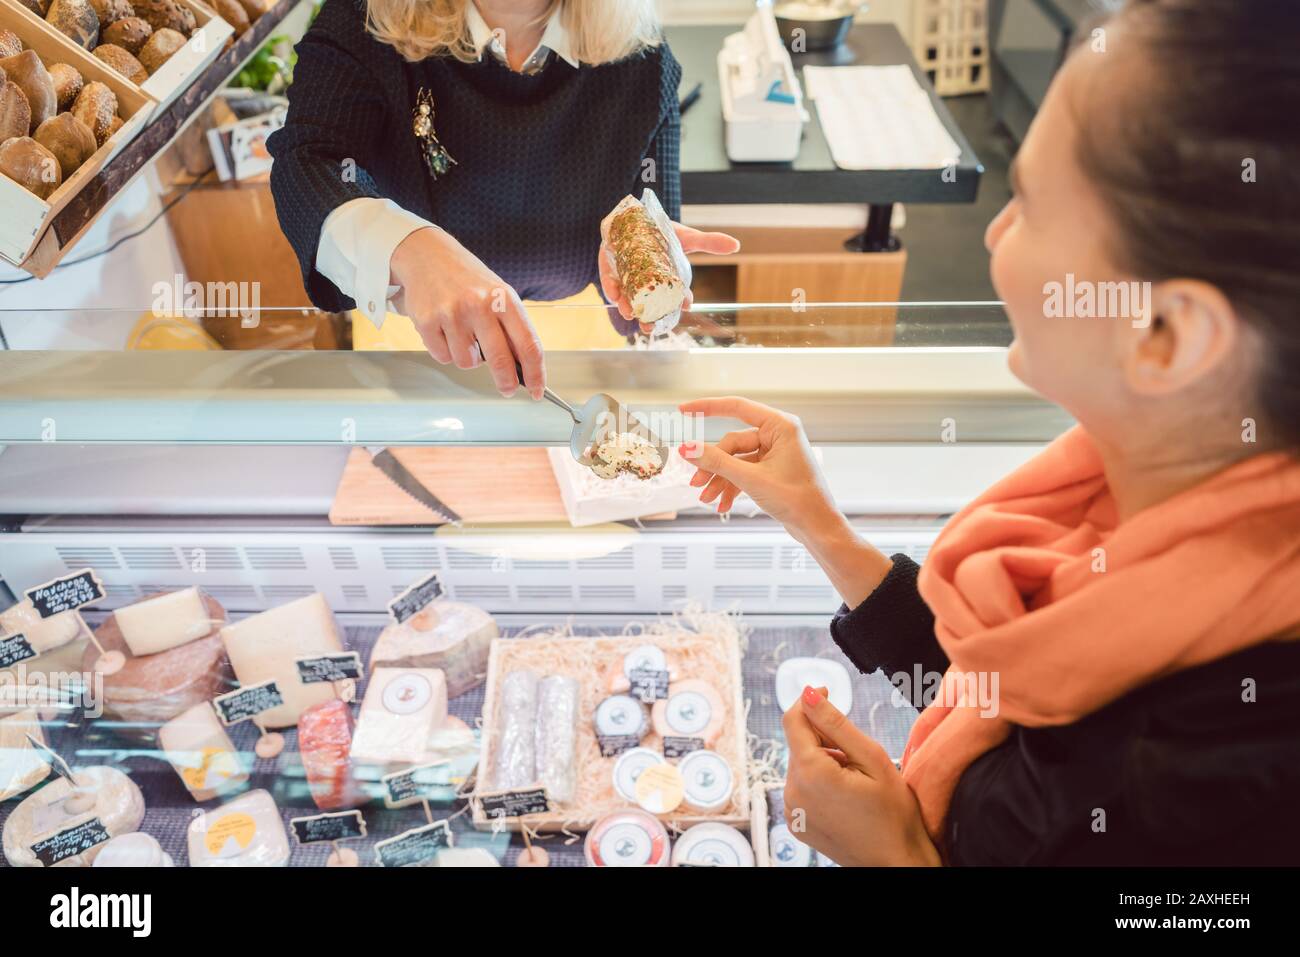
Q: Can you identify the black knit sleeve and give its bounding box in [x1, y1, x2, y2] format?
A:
[638, 44, 681, 219]
[267, 0, 394, 311]
[829, 555, 948, 707]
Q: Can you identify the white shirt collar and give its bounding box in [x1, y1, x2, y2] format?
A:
[466, 4, 579, 72]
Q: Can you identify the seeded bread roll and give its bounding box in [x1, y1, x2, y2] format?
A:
[213, 0, 248, 36]
[103, 16, 151, 54]
[34, 112, 96, 178]
[0, 29, 22, 60]
[89, 0, 134, 26]
[0, 51, 56, 133]
[71, 80, 117, 145]
[94, 43, 147, 84]
[106, 113, 122, 136]
[177, 4, 195, 34]
[18, 0, 49, 16]
[0, 80, 31, 143]
[138, 27, 184, 74]
[48, 63, 84, 111]
[0, 136, 62, 199]
[134, 0, 188, 35]
[45, 0, 101, 50]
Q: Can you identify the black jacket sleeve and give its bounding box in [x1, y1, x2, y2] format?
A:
[829, 554, 948, 707]
[638, 45, 682, 220]
[267, 0, 393, 311]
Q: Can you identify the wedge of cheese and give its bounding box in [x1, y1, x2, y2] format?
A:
[113, 587, 215, 657]
[219, 594, 345, 729]
[0, 709, 50, 801]
[369, 601, 497, 698]
[188, 789, 289, 867]
[158, 702, 247, 802]
[350, 667, 449, 766]
[0, 600, 85, 655]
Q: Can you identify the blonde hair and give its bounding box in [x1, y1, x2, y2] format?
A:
[365, 0, 661, 65]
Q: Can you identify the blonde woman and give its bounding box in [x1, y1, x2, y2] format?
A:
[269, 0, 737, 396]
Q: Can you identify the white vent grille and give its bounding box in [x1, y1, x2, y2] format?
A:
[245, 547, 307, 571]
[454, 584, 511, 603]
[713, 584, 771, 603]
[662, 584, 687, 603]
[777, 585, 836, 605]
[204, 585, 259, 605]
[517, 585, 573, 603]
[329, 547, 359, 571]
[514, 559, 570, 573]
[576, 549, 634, 571]
[260, 585, 315, 602]
[660, 546, 688, 571]
[380, 547, 439, 571]
[341, 585, 369, 605]
[180, 546, 244, 570]
[444, 549, 495, 571]
[119, 547, 182, 570]
[579, 585, 636, 603]
[715, 546, 775, 570]
[57, 547, 119, 570]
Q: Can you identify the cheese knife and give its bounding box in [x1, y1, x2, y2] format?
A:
[366, 447, 463, 526]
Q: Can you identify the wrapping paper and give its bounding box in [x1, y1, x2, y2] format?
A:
[535, 675, 579, 804]
[492, 670, 538, 791]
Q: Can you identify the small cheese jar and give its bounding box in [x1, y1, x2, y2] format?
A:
[594, 694, 650, 740]
[612, 747, 665, 803]
[651, 679, 725, 746]
[634, 762, 685, 815]
[677, 749, 734, 813]
[93, 832, 175, 868]
[671, 823, 755, 867]
[585, 809, 670, 867]
[768, 823, 814, 868]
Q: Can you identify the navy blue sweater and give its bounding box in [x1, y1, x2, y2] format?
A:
[833, 555, 1300, 865]
[268, 0, 681, 313]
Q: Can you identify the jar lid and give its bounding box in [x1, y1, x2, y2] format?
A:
[585, 809, 670, 867]
[594, 694, 648, 739]
[671, 823, 754, 867]
[622, 644, 667, 677]
[678, 749, 733, 811]
[768, 823, 814, 867]
[612, 747, 665, 803]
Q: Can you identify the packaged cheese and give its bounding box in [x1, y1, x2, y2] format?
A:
[112, 587, 216, 656]
[188, 789, 290, 867]
[219, 594, 345, 729]
[369, 601, 496, 698]
[2, 765, 146, 867]
[350, 667, 448, 766]
[535, 675, 579, 804]
[0, 709, 50, 801]
[298, 698, 367, 810]
[158, 701, 247, 802]
[491, 669, 538, 791]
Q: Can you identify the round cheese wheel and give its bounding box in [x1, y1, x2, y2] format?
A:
[651, 679, 725, 746]
[93, 832, 174, 867]
[584, 809, 670, 867]
[678, 749, 734, 812]
[671, 823, 754, 867]
[612, 747, 664, 803]
[593, 694, 649, 740]
[3, 765, 146, 867]
[369, 601, 496, 698]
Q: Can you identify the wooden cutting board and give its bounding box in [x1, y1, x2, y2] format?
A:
[329, 448, 571, 525]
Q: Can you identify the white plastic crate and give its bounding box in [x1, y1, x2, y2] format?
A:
[912, 0, 991, 96]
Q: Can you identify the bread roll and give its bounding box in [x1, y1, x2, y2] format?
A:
[89, 0, 134, 26]
[45, 0, 101, 50]
[0, 80, 31, 143]
[18, 0, 49, 16]
[48, 63, 83, 111]
[34, 112, 96, 178]
[133, 0, 188, 35]
[236, 0, 272, 23]
[94, 43, 147, 84]
[0, 137, 62, 199]
[0, 29, 22, 60]
[103, 16, 151, 55]
[71, 80, 117, 146]
[0, 52, 55, 134]
[213, 0, 248, 36]
[138, 26, 184, 75]
[106, 113, 122, 137]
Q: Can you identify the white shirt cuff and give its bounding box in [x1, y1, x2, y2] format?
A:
[316, 198, 435, 329]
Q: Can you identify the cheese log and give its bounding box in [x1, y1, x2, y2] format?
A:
[0, 600, 86, 655]
[2, 765, 145, 867]
[534, 675, 579, 804]
[85, 592, 232, 731]
[368, 601, 496, 698]
[187, 789, 289, 867]
[0, 709, 51, 801]
[298, 699, 366, 811]
[492, 669, 538, 790]
[219, 593, 345, 729]
[158, 701, 247, 802]
[113, 587, 215, 656]
[601, 193, 687, 325]
[350, 667, 448, 766]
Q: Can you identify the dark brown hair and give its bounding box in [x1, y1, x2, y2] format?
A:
[1073, 0, 1300, 448]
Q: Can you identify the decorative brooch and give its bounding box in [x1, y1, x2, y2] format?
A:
[412, 88, 457, 180]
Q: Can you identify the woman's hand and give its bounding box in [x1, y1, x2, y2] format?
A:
[784, 686, 941, 867]
[390, 226, 545, 399]
[600, 223, 740, 334]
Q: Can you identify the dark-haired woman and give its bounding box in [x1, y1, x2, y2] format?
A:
[679, 0, 1300, 865]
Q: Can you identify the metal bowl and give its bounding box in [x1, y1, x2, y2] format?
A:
[774, 1, 863, 52]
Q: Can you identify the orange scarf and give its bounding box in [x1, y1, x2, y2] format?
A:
[905, 426, 1300, 841]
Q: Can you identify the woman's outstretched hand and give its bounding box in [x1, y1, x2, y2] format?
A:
[600, 223, 740, 334]
[390, 226, 545, 399]
[784, 686, 941, 867]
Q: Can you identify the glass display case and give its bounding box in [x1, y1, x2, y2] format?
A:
[0, 302, 1070, 868]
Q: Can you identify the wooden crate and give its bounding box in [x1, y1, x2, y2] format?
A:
[0, 3, 155, 266]
[912, 0, 990, 96]
[2, 0, 233, 118]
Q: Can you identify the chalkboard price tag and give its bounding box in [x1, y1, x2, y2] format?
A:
[0, 633, 37, 669]
[295, 652, 363, 685]
[597, 733, 643, 758]
[374, 820, 451, 868]
[25, 569, 105, 619]
[30, 818, 112, 867]
[388, 573, 445, 625]
[381, 760, 453, 809]
[627, 668, 671, 702]
[662, 736, 705, 758]
[212, 681, 284, 726]
[290, 810, 367, 846]
[477, 787, 550, 820]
